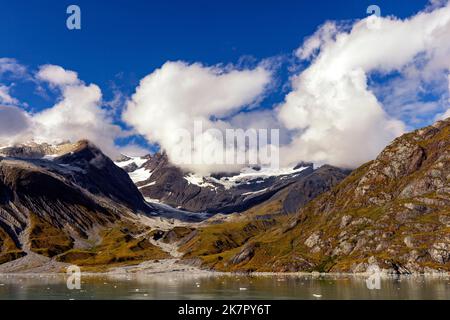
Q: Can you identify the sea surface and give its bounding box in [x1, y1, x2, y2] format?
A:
[0, 273, 449, 300]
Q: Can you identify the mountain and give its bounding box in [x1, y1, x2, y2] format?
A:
[0, 141, 170, 270]
[179, 118, 450, 274]
[0, 138, 350, 272]
[0, 140, 148, 212]
[4, 118, 446, 274]
[115, 153, 350, 214]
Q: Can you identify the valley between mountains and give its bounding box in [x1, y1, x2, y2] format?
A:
[0, 118, 448, 274]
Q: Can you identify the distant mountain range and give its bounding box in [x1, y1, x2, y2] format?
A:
[0, 117, 448, 274]
[115, 153, 350, 214]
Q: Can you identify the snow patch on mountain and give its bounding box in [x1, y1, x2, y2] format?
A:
[183, 166, 311, 190]
[242, 188, 268, 196]
[129, 167, 153, 183]
[184, 174, 215, 188]
[117, 152, 312, 192]
[138, 181, 156, 189]
[115, 156, 154, 183]
[115, 156, 148, 169]
[209, 166, 311, 190]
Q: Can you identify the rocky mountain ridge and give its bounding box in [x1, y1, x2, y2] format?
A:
[178, 118, 450, 274]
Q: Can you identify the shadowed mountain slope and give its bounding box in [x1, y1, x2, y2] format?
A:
[0, 141, 168, 269]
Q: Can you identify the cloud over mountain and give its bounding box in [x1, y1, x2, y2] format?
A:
[0, 64, 123, 157]
[123, 61, 272, 174]
[1, 1, 449, 173]
[121, 1, 450, 172]
[277, 2, 450, 168]
[32, 65, 123, 156]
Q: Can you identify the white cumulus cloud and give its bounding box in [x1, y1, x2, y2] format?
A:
[123, 61, 272, 173]
[31, 65, 123, 157]
[2, 1, 450, 171]
[36, 65, 80, 87]
[277, 2, 450, 168]
[0, 64, 125, 157]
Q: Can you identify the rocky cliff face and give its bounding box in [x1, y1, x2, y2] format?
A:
[180, 118, 450, 274]
[0, 141, 168, 269]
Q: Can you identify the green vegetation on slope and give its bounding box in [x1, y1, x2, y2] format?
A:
[57, 224, 169, 272]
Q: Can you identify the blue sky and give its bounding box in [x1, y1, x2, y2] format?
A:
[1, 0, 430, 110]
[0, 0, 448, 169]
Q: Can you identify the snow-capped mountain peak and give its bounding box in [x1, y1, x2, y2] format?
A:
[115, 152, 347, 215]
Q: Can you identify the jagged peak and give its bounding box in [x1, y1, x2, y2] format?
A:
[0, 139, 104, 160]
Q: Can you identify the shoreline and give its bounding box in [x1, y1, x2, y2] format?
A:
[1, 261, 449, 278]
[1, 250, 449, 278]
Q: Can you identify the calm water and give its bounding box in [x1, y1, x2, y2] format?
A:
[0, 273, 449, 300]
